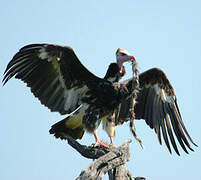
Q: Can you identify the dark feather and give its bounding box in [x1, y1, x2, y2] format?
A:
[3, 44, 115, 115]
[164, 114, 180, 155]
[152, 93, 161, 144]
[115, 68, 197, 155]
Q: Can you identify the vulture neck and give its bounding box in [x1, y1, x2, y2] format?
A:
[104, 63, 125, 83]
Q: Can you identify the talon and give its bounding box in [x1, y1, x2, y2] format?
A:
[93, 130, 109, 148]
[93, 140, 109, 148]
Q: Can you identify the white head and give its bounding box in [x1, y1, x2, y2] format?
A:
[116, 48, 135, 70]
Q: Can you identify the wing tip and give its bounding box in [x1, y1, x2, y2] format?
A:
[168, 148, 172, 155]
[194, 143, 198, 147]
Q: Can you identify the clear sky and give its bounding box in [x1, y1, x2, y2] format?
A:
[1, 0, 201, 179]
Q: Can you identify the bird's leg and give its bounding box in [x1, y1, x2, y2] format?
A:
[108, 112, 116, 147]
[109, 136, 115, 147]
[93, 130, 109, 148]
[104, 111, 116, 147]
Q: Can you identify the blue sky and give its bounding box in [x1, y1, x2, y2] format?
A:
[1, 0, 201, 179]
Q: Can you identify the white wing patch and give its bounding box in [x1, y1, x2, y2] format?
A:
[63, 86, 88, 112]
[64, 88, 78, 111]
[38, 46, 52, 62]
[153, 84, 174, 103]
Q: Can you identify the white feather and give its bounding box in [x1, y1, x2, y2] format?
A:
[153, 84, 173, 103]
[64, 88, 77, 111]
[38, 46, 52, 62]
[63, 86, 88, 112]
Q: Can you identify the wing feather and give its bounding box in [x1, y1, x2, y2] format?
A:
[165, 103, 189, 154]
[144, 88, 154, 128]
[3, 43, 107, 115]
[152, 93, 161, 144]
[161, 117, 172, 154]
[116, 68, 197, 155]
[167, 103, 194, 152]
[174, 100, 197, 146]
[164, 114, 180, 155]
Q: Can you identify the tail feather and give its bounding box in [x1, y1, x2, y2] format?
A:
[49, 116, 85, 140]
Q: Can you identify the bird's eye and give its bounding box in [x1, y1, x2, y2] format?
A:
[121, 53, 127, 56]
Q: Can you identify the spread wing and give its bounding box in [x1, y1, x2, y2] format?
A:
[116, 68, 197, 155]
[3, 44, 110, 115]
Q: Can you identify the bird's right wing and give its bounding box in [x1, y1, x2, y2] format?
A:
[3, 44, 112, 115]
[115, 68, 197, 155]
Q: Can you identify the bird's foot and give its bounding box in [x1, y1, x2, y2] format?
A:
[93, 140, 109, 148]
[109, 142, 116, 147]
[109, 136, 116, 147]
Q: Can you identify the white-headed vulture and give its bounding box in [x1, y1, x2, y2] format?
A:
[3, 43, 197, 155]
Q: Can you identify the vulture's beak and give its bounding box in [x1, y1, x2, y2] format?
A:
[117, 55, 136, 65]
[130, 56, 136, 62]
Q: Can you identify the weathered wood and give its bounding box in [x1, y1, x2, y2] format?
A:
[59, 133, 145, 179]
[76, 140, 131, 180]
[60, 133, 110, 159]
[108, 165, 133, 180]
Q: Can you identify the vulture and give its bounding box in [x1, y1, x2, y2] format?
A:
[3, 43, 197, 155]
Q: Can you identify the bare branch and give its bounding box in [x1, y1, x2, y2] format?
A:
[76, 140, 132, 180]
[60, 133, 110, 159]
[60, 133, 146, 179]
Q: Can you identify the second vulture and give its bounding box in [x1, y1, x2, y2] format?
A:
[3, 43, 197, 155]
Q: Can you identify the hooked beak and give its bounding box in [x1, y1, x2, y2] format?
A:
[130, 56, 136, 62]
[117, 55, 136, 73]
[117, 55, 136, 65]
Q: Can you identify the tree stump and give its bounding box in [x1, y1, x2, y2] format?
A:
[60, 133, 145, 180]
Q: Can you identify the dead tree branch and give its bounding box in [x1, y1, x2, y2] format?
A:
[75, 139, 131, 180]
[60, 133, 145, 180]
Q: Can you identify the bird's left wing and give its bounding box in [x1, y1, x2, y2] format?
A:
[115, 68, 197, 155]
[3, 44, 109, 115]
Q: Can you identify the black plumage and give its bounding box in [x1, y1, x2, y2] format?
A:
[115, 68, 197, 155]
